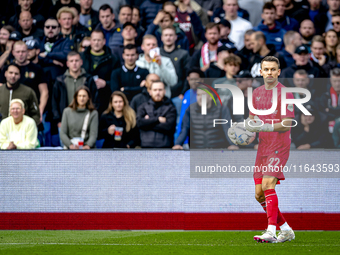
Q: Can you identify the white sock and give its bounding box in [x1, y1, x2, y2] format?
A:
[280, 222, 292, 231]
[268, 225, 277, 235]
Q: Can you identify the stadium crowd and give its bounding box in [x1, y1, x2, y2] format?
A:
[0, 0, 340, 149]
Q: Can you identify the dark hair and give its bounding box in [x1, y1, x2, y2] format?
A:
[1, 25, 15, 34]
[261, 56, 280, 69]
[162, 11, 174, 21]
[132, 6, 140, 16]
[67, 51, 80, 59]
[332, 10, 340, 18]
[150, 80, 165, 89]
[263, 2, 276, 12]
[123, 44, 137, 54]
[6, 63, 21, 73]
[224, 54, 242, 66]
[294, 69, 308, 76]
[245, 29, 255, 36]
[331, 67, 340, 77]
[45, 18, 59, 26]
[91, 29, 105, 39]
[205, 22, 220, 33]
[69, 86, 96, 112]
[99, 4, 113, 13]
[187, 68, 205, 78]
[254, 31, 266, 43]
[119, 5, 133, 13]
[162, 25, 176, 34]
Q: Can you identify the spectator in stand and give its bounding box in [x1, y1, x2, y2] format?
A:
[60, 86, 98, 149]
[69, 7, 91, 48]
[310, 35, 329, 72]
[111, 44, 149, 102]
[52, 51, 98, 129]
[39, 18, 74, 80]
[324, 0, 340, 32]
[0, 99, 39, 150]
[319, 68, 340, 133]
[175, 68, 204, 143]
[273, 0, 299, 32]
[173, 88, 237, 149]
[309, 0, 328, 35]
[299, 19, 316, 50]
[96, 4, 120, 50]
[0, 31, 22, 69]
[99, 91, 139, 148]
[218, 20, 233, 45]
[140, 0, 167, 29]
[249, 31, 286, 78]
[175, 0, 206, 54]
[160, 26, 190, 99]
[79, 0, 99, 31]
[0, 26, 15, 56]
[279, 31, 303, 68]
[224, 0, 252, 51]
[324, 29, 338, 63]
[0, 41, 48, 122]
[130, 73, 160, 113]
[146, 10, 189, 51]
[331, 11, 340, 37]
[333, 117, 340, 148]
[132, 7, 145, 34]
[78, 36, 91, 52]
[25, 39, 40, 64]
[212, 0, 250, 24]
[292, 103, 332, 149]
[17, 11, 44, 42]
[284, 0, 309, 23]
[281, 45, 324, 88]
[8, 0, 45, 30]
[254, 2, 286, 52]
[212, 54, 241, 105]
[189, 22, 221, 72]
[205, 44, 236, 78]
[323, 44, 340, 74]
[238, 29, 254, 60]
[136, 80, 177, 148]
[112, 22, 142, 64]
[57, 7, 81, 41]
[49, 0, 80, 20]
[292, 69, 315, 101]
[118, 5, 132, 25]
[136, 34, 178, 98]
[91, 0, 126, 20]
[0, 64, 40, 125]
[81, 29, 120, 115]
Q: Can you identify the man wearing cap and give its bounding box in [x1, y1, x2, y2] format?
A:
[281, 45, 323, 82]
[17, 11, 44, 42]
[160, 26, 190, 99]
[111, 22, 142, 65]
[249, 31, 286, 78]
[0, 64, 40, 125]
[224, 0, 252, 51]
[0, 99, 39, 150]
[26, 39, 40, 64]
[110, 44, 149, 102]
[0, 41, 48, 122]
[204, 44, 236, 78]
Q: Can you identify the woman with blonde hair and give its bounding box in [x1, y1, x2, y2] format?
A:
[324, 29, 339, 62]
[99, 91, 139, 148]
[60, 86, 98, 149]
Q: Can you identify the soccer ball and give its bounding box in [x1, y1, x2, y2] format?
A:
[234, 124, 256, 146]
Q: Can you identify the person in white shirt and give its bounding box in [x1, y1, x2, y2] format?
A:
[224, 0, 253, 50]
[0, 99, 38, 150]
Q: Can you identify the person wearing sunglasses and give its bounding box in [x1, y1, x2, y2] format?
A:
[331, 11, 340, 37]
[38, 18, 74, 80]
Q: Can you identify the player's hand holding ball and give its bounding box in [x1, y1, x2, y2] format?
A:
[245, 116, 274, 133]
[228, 123, 238, 145]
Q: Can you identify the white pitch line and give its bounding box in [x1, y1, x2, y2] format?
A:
[0, 243, 340, 247]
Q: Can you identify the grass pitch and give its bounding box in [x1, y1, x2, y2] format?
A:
[0, 230, 339, 254]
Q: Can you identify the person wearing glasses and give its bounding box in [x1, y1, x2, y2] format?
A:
[38, 18, 74, 80]
[331, 11, 340, 37]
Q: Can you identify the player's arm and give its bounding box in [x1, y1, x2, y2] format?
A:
[245, 115, 293, 133]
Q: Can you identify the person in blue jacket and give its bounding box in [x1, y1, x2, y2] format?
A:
[254, 2, 286, 52]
